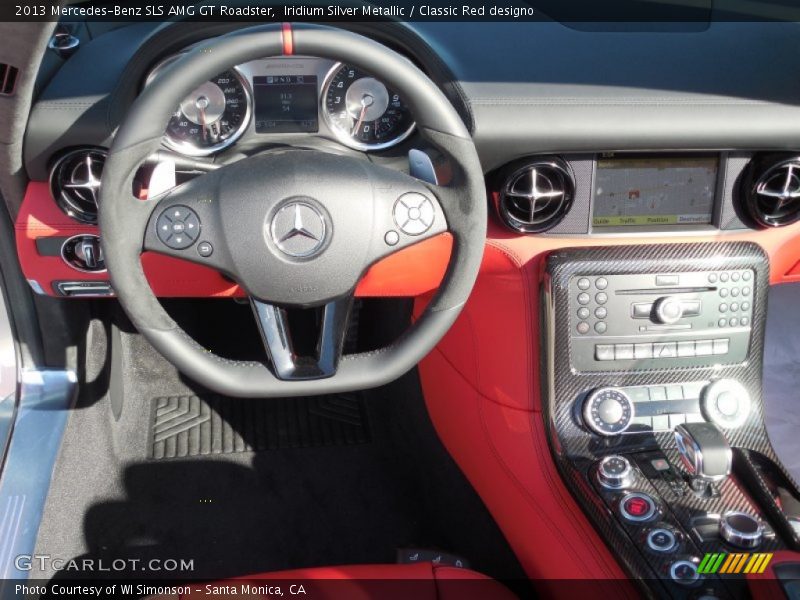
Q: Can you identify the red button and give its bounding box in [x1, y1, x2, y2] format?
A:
[624, 496, 651, 517]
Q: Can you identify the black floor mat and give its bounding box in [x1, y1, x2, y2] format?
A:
[150, 394, 370, 459]
[33, 309, 531, 597]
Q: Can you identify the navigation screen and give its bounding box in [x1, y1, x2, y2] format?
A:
[253, 75, 319, 134]
[592, 156, 718, 228]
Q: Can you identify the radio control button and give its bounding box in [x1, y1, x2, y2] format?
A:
[595, 322, 607, 334]
[741, 316, 749, 326]
[615, 344, 634, 360]
[577, 307, 590, 319]
[578, 293, 590, 305]
[596, 292, 608, 305]
[677, 341, 695, 357]
[741, 301, 750, 311]
[666, 385, 684, 400]
[654, 296, 683, 324]
[695, 340, 713, 356]
[669, 414, 686, 428]
[595, 277, 608, 290]
[628, 387, 651, 402]
[595, 345, 615, 361]
[577, 322, 590, 334]
[681, 300, 701, 316]
[729, 317, 739, 327]
[656, 274, 680, 286]
[708, 273, 718, 283]
[743, 271, 752, 281]
[653, 342, 677, 358]
[718, 318, 727, 327]
[731, 272, 741, 282]
[632, 303, 652, 318]
[634, 343, 653, 359]
[742, 286, 751, 296]
[720, 273, 730, 282]
[731, 288, 741, 297]
[730, 302, 739, 312]
[577, 278, 591, 290]
[720, 289, 729, 298]
[595, 307, 607, 319]
[650, 386, 667, 401]
[719, 303, 728, 312]
[713, 339, 729, 355]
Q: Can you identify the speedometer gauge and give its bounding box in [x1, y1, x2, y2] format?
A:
[322, 63, 415, 151]
[146, 55, 252, 156]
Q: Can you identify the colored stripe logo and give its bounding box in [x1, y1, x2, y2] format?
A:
[698, 552, 773, 574]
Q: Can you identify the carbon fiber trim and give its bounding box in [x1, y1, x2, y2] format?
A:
[542, 242, 797, 598]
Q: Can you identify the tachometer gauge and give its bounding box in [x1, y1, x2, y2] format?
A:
[145, 55, 252, 156]
[322, 63, 415, 151]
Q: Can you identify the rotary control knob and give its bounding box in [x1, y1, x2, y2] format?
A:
[719, 511, 764, 549]
[653, 296, 684, 324]
[597, 455, 635, 489]
[701, 379, 751, 429]
[583, 388, 635, 436]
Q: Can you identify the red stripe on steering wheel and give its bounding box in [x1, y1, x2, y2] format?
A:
[281, 23, 294, 56]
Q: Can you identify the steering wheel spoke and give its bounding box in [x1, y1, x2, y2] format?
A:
[251, 294, 354, 380]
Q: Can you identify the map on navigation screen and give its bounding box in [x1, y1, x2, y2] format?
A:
[592, 156, 718, 228]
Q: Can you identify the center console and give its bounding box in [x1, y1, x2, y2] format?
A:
[543, 242, 800, 598]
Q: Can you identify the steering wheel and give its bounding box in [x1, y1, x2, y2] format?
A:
[99, 23, 486, 398]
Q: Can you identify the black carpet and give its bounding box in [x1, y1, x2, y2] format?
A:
[33, 301, 530, 595]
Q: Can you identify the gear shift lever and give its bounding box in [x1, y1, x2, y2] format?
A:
[674, 422, 732, 490]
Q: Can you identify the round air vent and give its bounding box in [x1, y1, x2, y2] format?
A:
[740, 156, 800, 228]
[49, 148, 107, 223]
[497, 158, 575, 233]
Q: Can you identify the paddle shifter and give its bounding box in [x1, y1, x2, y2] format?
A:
[673, 422, 732, 489]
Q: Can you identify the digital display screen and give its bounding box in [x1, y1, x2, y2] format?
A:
[253, 75, 318, 134]
[592, 156, 718, 228]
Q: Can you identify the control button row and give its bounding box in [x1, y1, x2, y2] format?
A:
[632, 299, 701, 319]
[577, 277, 608, 291]
[625, 383, 705, 402]
[708, 270, 752, 284]
[577, 292, 608, 306]
[718, 316, 750, 327]
[595, 339, 729, 361]
[719, 301, 751, 313]
[632, 413, 704, 431]
[719, 286, 751, 298]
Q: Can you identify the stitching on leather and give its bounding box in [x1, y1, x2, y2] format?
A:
[173, 327, 262, 368]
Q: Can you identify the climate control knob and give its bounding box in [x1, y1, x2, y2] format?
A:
[654, 296, 684, 324]
[701, 379, 751, 429]
[583, 388, 635, 436]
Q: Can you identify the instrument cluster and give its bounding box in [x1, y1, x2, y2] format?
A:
[144, 53, 416, 157]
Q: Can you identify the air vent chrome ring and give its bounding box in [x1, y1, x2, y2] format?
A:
[741, 156, 800, 228]
[497, 157, 576, 233]
[49, 148, 107, 224]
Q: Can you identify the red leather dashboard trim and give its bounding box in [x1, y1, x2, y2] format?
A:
[15, 182, 452, 297]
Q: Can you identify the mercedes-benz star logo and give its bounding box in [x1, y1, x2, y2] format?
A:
[269, 201, 327, 258]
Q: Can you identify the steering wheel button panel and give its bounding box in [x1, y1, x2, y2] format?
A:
[156, 205, 201, 250]
[394, 193, 435, 236]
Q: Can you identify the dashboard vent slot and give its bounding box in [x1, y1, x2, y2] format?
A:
[497, 158, 576, 233]
[0, 63, 19, 96]
[50, 149, 107, 223]
[741, 156, 800, 228]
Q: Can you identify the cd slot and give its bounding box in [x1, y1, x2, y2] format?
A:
[615, 287, 713, 295]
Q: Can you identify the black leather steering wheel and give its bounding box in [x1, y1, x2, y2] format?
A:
[99, 23, 486, 398]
